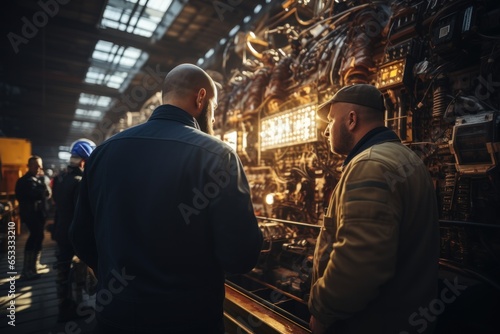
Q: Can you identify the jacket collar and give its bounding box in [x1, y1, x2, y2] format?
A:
[342, 126, 400, 167]
[148, 104, 201, 130]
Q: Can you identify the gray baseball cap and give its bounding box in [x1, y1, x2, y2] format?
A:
[317, 84, 386, 122]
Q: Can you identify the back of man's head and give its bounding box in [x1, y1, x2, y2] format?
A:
[162, 64, 215, 103]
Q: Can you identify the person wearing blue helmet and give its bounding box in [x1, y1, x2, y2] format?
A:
[52, 138, 96, 322]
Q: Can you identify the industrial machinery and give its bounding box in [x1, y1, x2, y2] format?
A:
[130, 0, 500, 332]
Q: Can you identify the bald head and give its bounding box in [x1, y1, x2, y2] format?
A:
[162, 64, 216, 104]
[162, 64, 218, 135]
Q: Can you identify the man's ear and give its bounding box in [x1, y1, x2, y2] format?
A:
[196, 88, 207, 109]
[347, 110, 357, 130]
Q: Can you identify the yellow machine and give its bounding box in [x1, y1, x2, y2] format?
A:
[0, 137, 31, 236]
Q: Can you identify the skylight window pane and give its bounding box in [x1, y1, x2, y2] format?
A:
[96, 97, 112, 107]
[148, 16, 161, 24]
[110, 44, 119, 56]
[136, 18, 156, 32]
[129, 15, 139, 26]
[147, 0, 172, 12]
[76, 109, 103, 119]
[79, 95, 89, 105]
[134, 28, 152, 37]
[96, 40, 113, 52]
[119, 57, 136, 67]
[103, 7, 121, 21]
[76, 109, 86, 116]
[100, 0, 173, 38]
[110, 74, 125, 82]
[92, 50, 109, 61]
[85, 36, 151, 92]
[71, 121, 94, 129]
[78, 94, 113, 108]
[85, 67, 106, 84]
[85, 72, 97, 80]
[106, 82, 121, 89]
[88, 39, 147, 89]
[123, 48, 141, 59]
[87, 68, 99, 76]
[121, 13, 131, 23]
[102, 18, 118, 29]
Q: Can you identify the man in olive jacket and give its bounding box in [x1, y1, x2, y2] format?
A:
[70, 64, 263, 333]
[309, 84, 439, 334]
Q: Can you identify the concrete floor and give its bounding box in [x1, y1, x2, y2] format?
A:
[0, 220, 97, 334]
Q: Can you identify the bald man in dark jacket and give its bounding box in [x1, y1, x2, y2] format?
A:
[70, 64, 263, 333]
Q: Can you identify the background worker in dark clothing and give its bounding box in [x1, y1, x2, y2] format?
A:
[52, 138, 95, 322]
[15, 155, 52, 280]
[70, 63, 263, 334]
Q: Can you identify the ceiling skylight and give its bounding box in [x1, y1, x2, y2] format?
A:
[100, 0, 173, 38]
[78, 93, 114, 108]
[70, 121, 95, 130]
[75, 109, 103, 120]
[85, 40, 148, 91]
[70, 94, 115, 133]
[92, 40, 143, 66]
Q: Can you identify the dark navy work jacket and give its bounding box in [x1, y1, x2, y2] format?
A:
[70, 105, 263, 332]
[52, 165, 82, 244]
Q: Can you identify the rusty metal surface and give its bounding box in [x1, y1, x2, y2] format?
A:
[224, 283, 311, 334]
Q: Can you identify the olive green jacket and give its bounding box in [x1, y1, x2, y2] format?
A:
[309, 129, 439, 334]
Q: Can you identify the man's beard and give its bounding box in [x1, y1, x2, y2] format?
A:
[196, 103, 214, 135]
[333, 120, 354, 155]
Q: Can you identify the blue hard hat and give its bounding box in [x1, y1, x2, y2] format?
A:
[70, 138, 96, 159]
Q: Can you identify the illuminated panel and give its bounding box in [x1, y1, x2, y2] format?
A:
[376, 59, 406, 89]
[260, 104, 317, 150]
